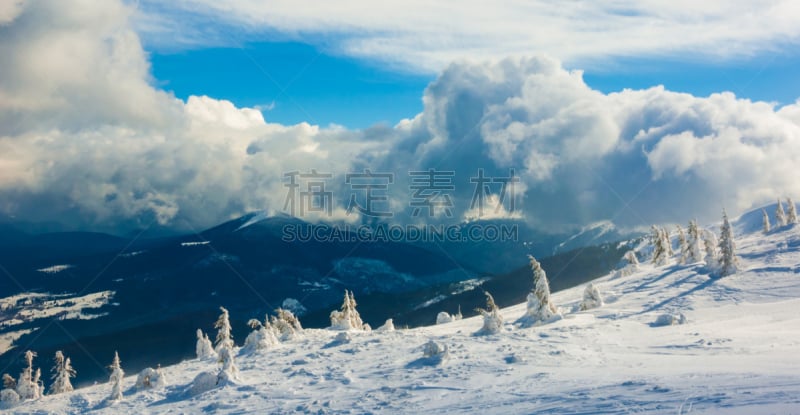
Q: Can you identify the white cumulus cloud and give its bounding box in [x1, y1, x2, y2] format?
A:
[1, 0, 799, 234]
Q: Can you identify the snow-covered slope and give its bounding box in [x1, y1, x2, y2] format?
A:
[7, 212, 800, 414]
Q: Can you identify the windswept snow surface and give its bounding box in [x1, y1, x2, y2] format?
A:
[10, 217, 800, 414]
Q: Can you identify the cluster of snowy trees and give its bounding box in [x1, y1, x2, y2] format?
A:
[1, 350, 74, 407]
[647, 210, 739, 277]
[765, 198, 798, 233]
[0, 346, 168, 409]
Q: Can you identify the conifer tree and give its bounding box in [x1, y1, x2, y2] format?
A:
[651, 226, 669, 266]
[676, 225, 688, 265]
[271, 308, 303, 340]
[519, 255, 560, 325]
[686, 220, 703, 263]
[330, 290, 366, 330]
[776, 199, 787, 227]
[0, 373, 19, 406]
[16, 350, 42, 400]
[242, 317, 278, 353]
[108, 352, 124, 401]
[2, 374, 15, 390]
[663, 227, 674, 257]
[579, 283, 603, 311]
[787, 197, 798, 224]
[475, 292, 503, 334]
[762, 209, 771, 234]
[214, 307, 234, 353]
[702, 228, 718, 270]
[49, 351, 75, 394]
[718, 209, 740, 276]
[216, 346, 239, 384]
[195, 329, 216, 359]
[615, 250, 639, 278]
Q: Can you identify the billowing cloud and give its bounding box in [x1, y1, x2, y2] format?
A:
[1, 0, 799, 233]
[133, 0, 800, 72]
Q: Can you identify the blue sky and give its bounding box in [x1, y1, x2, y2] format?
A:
[150, 42, 800, 128]
[149, 42, 431, 128]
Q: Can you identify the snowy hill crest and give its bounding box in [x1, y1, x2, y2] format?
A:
[4, 205, 800, 414]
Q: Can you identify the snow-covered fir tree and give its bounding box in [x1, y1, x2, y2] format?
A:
[217, 346, 239, 384]
[195, 329, 216, 359]
[663, 227, 674, 257]
[2, 374, 15, 390]
[16, 350, 42, 400]
[776, 199, 787, 227]
[49, 351, 75, 394]
[214, 307, 234, 353]
[1, 373, 19, 407]
[651, 226, 669, 266]
[475, 292, 503, 334]
[241, 318, 279, 353]
[271, 308, 303, 340]
[330, 290, 367, 330]
[108, 352, 124, 401]
[518, 255, 560, 326]
[676, 225, 688, 265]
[615, 250, 639, 278]
[718, 209, 740, 276]
[762, 209, 771, 234]
[579, 283, 603, 311]
[702, 228, 719, 271]
[787, 197, 798, 224]
[135, 366, 167, 390]
[686, 220, 703, 263]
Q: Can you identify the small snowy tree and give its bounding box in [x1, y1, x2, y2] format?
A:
[217, 346, 238, 384]
[214, 307, 234, 353]
[420, 340, 449, 365]
[718, 209, 740, 277]
[676, 225, 688, 265]
[651, 226, 669, 266]
[663, 227, 674, 257]
[787, 198, 798, 224]
[702, 228, 719, 271]
[16, 350, 42, 400]
[241, 318, 279, 353]
[579, 283, 603, 311]
[776, 199, 787, 227]
[195, 329, 216, 359]
[49, 351, 75, 394]
[329, 290, 367, 330]
[2, 374, 15, 390]
[475, 292, 503, 335]
[375, 319, 395, 332]
[271, 308, 303, 340]
[108, 352, 124, 401]
[135, 366, 167, 390]
[519, 255, 560, 326]
[624, 250, 639, 266]
[615, 250, 639, 278]
[686, 220, 703, 263]
[762, 209, 771, 234]
[0, 374, 19, 408]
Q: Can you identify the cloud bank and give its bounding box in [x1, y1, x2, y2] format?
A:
[133, 0, 800, 72]
[1, 0, 799, 233]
